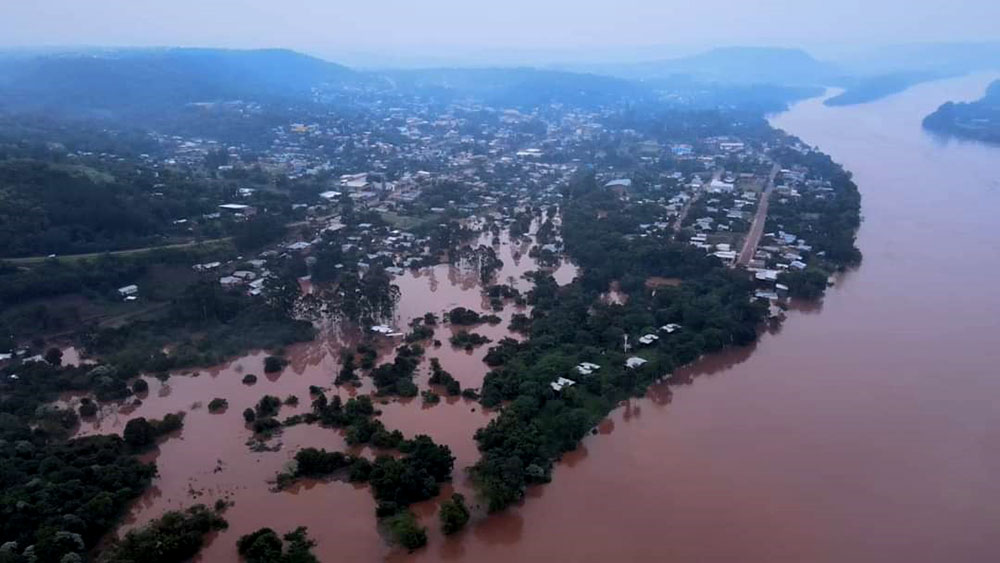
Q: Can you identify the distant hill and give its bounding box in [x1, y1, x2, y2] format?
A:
[0, 48, 361, 118]
[923, 79, 1000, 144]
[0, 46, 844, 124]
[824, 71, 949, 106]
[580, 47, 840, 86]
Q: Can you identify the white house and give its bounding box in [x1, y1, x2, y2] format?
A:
[626, 356, 648, 369]
[117, 285, 138, 298]
[550, 377, 576, 392]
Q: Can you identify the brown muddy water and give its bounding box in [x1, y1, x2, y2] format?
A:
[70, 227, 576, 560]
[413, 74, 1000, 563]
[77, 73, 1000, 562]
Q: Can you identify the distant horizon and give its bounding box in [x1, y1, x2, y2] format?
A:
[4, 0, 998, 68]
[3, 40, 1000, 71]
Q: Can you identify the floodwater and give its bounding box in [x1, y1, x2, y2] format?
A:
[72, 225, 575, 560]
[420, 73, 1000, 562]
[78, 73, 1000, 562]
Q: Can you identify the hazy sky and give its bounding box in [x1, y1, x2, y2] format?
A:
[3, 0, 999, 65]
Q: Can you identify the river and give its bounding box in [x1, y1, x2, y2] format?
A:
[426, 73, 1000, 562]
[78, 73, 1000, 561]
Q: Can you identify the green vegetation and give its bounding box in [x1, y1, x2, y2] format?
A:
[264, 355, 288, 374]
[427, 358, 461, 396]
[208, 397, 228, 412]
[767, 146, 863, 270]
[470, 171, 769, 511]
[449, 330, 491, 349]
[384, 510, 426, 552]
[277, 433, 451, 551]
[236, 526, 319, 563]
[100, 504, 227, 563]
[0, 434, 155, 563]
[369, 344, 423, 397]
[334, 351, 359, 385]
[777, 269, 830, 299]
[122, 413, 184, 450]
[84, 282, 314, 375]
[445, 307, 490, 325]
[438, 493, 471, 535]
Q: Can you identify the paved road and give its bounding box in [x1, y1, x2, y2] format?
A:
[736, 163, 780, 267]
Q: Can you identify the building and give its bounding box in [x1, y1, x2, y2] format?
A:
[550, 377, 576, 392]
[218, 203, 257, 216]
[625, 357, 648, 369]
[117, 285, 138, 301]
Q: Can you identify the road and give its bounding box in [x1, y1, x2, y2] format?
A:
[2, 213, 340, 265]
[736, 163, 780, 267]
[3, 238, 234, 265]
[672, 169, 720, 235]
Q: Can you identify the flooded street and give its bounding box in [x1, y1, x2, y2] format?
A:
[74, 73, 1000, 562]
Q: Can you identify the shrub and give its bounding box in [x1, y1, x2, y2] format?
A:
[208, 398, 228, 412]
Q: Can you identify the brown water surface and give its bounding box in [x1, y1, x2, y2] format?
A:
[80, 74, 1000, 561]
[426, 73, 1000, 563]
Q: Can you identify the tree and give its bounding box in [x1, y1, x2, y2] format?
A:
[264, 355, 288, 374]
[103, 504, 227, 563]
[237, 526, 319, 563]
[438, 493, 470, 535]
[44, 347, 63, 366]
[386, 511, 427, 551]
[123, 417, 155, 448]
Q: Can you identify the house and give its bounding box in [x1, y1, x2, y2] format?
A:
[713, 250, 738, 263]
[625, 357, 648, 369]
[193, 261, 222, 272]
[660, 323, 682, 334]
[319, 190, 342, 201]
[576, 362, 601, 375]
[218, 203, 256, 215]
[638, 334, 659, 345]
[709, 179, 736, 193]
[550, 377, 576, 392]
[604, 179, 632, 197]
[248, 278, 266, 296]
[117, 285, 138, 300]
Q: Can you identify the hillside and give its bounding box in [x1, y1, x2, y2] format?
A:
[923, 79, 1000, 143]
[0, 48, 360, 117]
[584, 47, 839, 86]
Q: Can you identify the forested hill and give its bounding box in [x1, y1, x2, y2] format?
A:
[0, 48, 361, 117]
[923, 79, 1000, 143]
[0, 47, 818, 123]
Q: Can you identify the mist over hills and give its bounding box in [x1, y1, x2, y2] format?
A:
[573, 46, 840, 85]
[0, 43, 998, 125]
[0, 48, 359, 116]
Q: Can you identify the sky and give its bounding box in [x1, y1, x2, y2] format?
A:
[3, 0, 999, 66]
